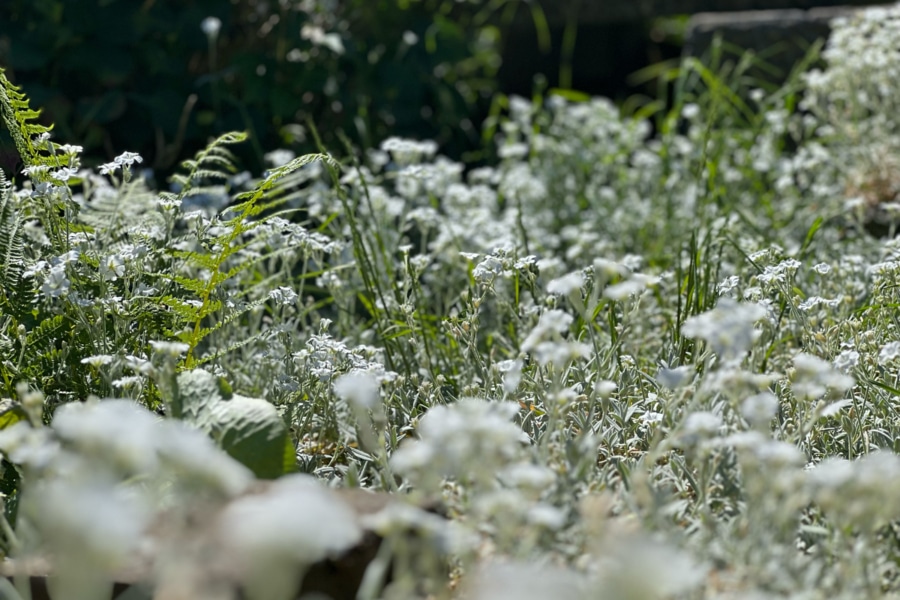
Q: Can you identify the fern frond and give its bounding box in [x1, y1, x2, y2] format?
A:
[174, 131, 247, 199]
[159, 296, 204, 322]
[188, 169, 234, 182]
[168, 250, 221, 272]
[193, 332, 266, 367]
[170, 274, 215, 296]
[0, 170, 35, 321]
[189, 295, 269, 354]
[0, 68, 71, 175]
[171, 133, 337, 368]
[24, 314, 68, 355]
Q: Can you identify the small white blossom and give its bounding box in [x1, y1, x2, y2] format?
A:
[792, 353, 855, 400]
[656, 365, 694, 389]
[833, 349, 860, 373]
[201, 16, 222, 37]
[682, 299, 767, 362]
[741, 392, 779, 427]
[41, 265, 71, 299]
[333, 371, 381, 409]
[268, 286, 298, 306]
[149, 341, 190, 357]
[717, 274, 740, 296]
[100, 254, 125, 280]
[466, 562, 587, 600]
[546, 271, 583, 295]
[603, 274, 659, 300]
[682, 411, 722, 437]
[218, 474, 362, 600]
[879, 341, 900, 365]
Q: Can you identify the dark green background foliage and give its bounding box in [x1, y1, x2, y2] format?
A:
[0, 0, 514, 176]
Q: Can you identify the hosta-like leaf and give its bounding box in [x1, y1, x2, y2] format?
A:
[203, 395, 292, 480]
[172, 369, 292, 479]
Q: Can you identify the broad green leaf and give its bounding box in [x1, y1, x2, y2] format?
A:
[204, 394, 292, 480]
[0, 399, 27, 430]
[173, 369, 291, 478]
[172, 368, 228, 420]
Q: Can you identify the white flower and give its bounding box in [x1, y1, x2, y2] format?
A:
[495, 358, 524, 394]
[603, 274, 659, 300]
[58, 144, 84, 155]
[380, 137, 438, 165]
[741, 392, 779, 427]
[52, 400, 162, 474]
[546, 271, 583, 295]
[681, 299, 767, 362]
[333, 371, 381, 409]
[201, 16, 222, 37]
[879, 341, 900, 365]
[682, 103, 701, 119]
[81, 354, 115, 367]
[218, 474, 363, 600]
[717, 274, 740, 296]
[833, 349, 859, 373]
[162, 411, 262, 495]
[0, 422, 61, 469]
[473, 255, 504, 285]
[594, 535, 706, 597]
[531, 340, 591, 367]
[402, 30, 418, 45]
[466, 562, 587, 600]
[100, 254, 125, 280]
[268, 286, 298, 306]
[595, 380, 617, 398]
[149, 340, 190, 357]
[391, 398, 527, 486]
[817, 398, 852, 418]
[682, 411, 722, 437]
[50, 166, 78, 181]
[752, 439, 805, 466]
[27, 477, 150, 571]
[99, 151, 143, 175]
[500, 463, 556, 492]
[807, 451, 900, 531]
[593, 258, 631, 278]
[56, 250, 80, 265]
[521, 309, 574, 353]
[641, 411, 663, 426]
[116, 151, 143, 167]
[22, 165, 49, 177]
[792, 352, 855, 400]
[656, 365, 693, 389]
[41, 264, 70, 299]
[264, 149, 295, 168]
[527, 504, 566, 530]
[300, 24, 345, 54]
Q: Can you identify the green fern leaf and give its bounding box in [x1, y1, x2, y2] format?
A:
[0, 68, 71, 174]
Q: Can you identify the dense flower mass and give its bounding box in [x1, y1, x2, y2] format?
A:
[5, 3, 900, 598]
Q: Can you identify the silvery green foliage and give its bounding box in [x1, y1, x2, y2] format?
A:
[9, 4, 900, 598]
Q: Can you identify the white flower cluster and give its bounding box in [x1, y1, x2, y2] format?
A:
[681, 299, 768, 364]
